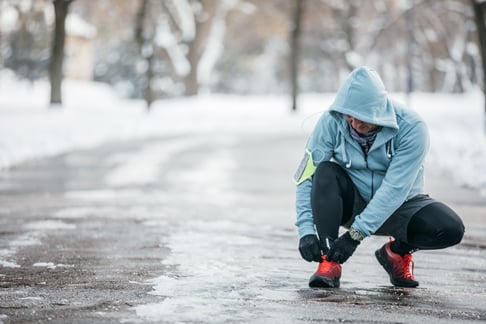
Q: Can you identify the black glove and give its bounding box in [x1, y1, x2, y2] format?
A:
[326, 232, 360, 264]
[299, 234, 322, 262]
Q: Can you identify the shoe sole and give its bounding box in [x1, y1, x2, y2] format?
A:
[375, 249, 419, 288]
[308, 274, 340, 288]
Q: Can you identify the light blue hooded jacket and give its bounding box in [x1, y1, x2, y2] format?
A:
[295, 66, 429, 238]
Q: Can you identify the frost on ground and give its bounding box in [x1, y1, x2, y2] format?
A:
[0, 233, 42, 268]
[32, 262, 72, 269]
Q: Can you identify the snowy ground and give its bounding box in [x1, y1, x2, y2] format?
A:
[1, 73, 486, 323]
[1, 71, 485, 196]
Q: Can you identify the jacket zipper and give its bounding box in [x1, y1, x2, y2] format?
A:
[364, 153, 374, 200]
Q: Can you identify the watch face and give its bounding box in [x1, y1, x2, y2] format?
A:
[350, 229, 362, 241]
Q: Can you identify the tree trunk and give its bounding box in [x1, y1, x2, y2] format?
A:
[49, 0, 72, 106]
[183, 0, 218, 96]
[184, 40, 200, 96]
[0, 0, 3, 70]
[144, 52, 155, 110]
[135, 0, 155, 110]
[290, 0, 304, 111]
[471, 0, 486, 132]
[405, 0, 415, 107]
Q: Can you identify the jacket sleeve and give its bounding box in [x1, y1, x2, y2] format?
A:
[351, 121, 430, 237]
[295, 178, 315, 237]
[295, 113, 335, 238]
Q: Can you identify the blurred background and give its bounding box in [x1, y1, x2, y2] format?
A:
[1, 0, 485, 108]
[1, 0, 486, 194]
[2, 3, 486, 322]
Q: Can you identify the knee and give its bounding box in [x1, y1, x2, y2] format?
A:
[433, 204, 465, 246]
[313, 161, 344, 188]
[440, 219, 465, 246]
[411, 202, 465, 248]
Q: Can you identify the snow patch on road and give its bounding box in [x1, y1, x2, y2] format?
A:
[133, 138, 308, 322]
[105, 138, 206, 187]
[53, 206, 116, 219]
[33, 262, 72, 269]
[0, 233, 41, 268]
[24, 220, 76, 230]
[172, 148, 237, 206]
[0, 260, 19, 268]
[135, 219, 303, 323]
[64, 189, 146, 201]
[0, 221, 77, 268]
[20, 296, 44, 301]
[9, 233, 42, 248]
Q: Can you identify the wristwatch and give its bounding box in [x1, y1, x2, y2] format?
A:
[349, 227, 365, 242]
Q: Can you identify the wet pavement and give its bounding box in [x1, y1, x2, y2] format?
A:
[0, 131, 485, 323]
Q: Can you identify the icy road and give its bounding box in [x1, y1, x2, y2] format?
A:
[1, 132, 485, 323]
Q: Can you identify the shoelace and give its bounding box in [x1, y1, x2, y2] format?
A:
[317, 256, 338, 273]
[388, 237, 415, 280]
[401, 254, 415, 280]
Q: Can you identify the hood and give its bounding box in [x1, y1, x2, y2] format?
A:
[330, 66, 398, 130]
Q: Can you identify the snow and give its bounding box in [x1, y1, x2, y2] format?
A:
[105, 138, 208, 186]
[33, 262, 71, 269]
[136, 217, 301, 322]
[24, 220, 76, 231]
[0, 233, 41, 268]
[168, 0, 196, 41]
[66, 14, 96, 39]
[0, 5, 17, 32]
[0, 71, 485, 199]
[197, 0, 238, 86]
[19, 297, 43, 300]
[155, 19, 191, 77]
[0, 260, 19, 268]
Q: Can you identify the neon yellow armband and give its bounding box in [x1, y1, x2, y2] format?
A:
[293, 149, 317, 185]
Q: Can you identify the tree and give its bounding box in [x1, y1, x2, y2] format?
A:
[132, 0, 237, 103]
[49, 0, 73, 106]
[471, 0, 486, 132]
[164, 0, 238, 96]
[3, 0, 51, 82]
[289, 0, 304, 111]
[4, 0, 482, 98]
[135, 0, 156, 109]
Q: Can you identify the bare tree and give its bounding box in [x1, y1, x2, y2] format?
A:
[49, 0, 73, 106]
[132, 0, 237, 102]
[135, 0, 156, 109]
[289, 0, 304, 111]
[4, 0, 480, 99]
[171, 0, 237, 95]
[180, 0, 218, 95]
[471, 0, 486, 132]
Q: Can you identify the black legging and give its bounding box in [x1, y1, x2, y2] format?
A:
[311, 161, 464, 251]
[403, 202, 464, 251]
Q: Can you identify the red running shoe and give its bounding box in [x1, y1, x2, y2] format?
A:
[308, 255, 342, 288]
[375, 242, 419, 288]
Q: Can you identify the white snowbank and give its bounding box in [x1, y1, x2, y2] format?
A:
[0, 72, 485, 196]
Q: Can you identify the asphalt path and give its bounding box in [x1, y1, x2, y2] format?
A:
[0, 131, 485, 323]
